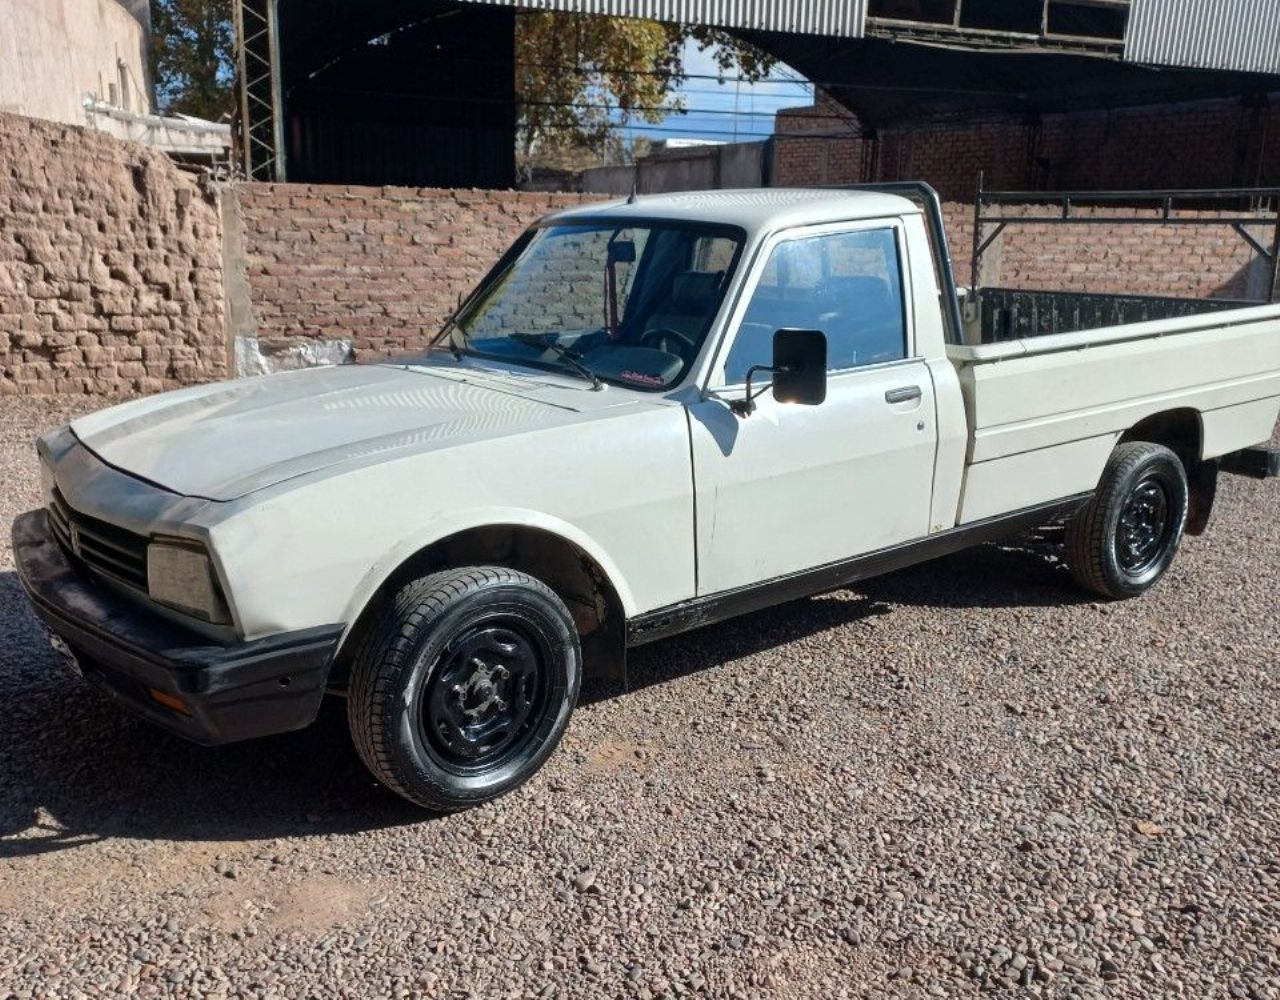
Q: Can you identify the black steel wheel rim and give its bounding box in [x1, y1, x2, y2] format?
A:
[421, 618, 550, 771]
[1115, 474, 1173, 574]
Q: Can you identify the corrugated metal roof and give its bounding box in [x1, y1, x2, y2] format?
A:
[1125, 0, 1280, 74]
[462, 0, 867, 37]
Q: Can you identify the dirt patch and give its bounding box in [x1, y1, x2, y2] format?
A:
[582, 740, 645, 775]
[266, 877, 375, 935]
[201, 875, 376, 937]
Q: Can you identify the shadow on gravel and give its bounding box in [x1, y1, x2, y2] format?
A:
[0, 572, 427, 857]
[0, 537, 1083, 854]
[857, 538, 1091, 610]
[611, 589, 894, 701]
[612, 535, 1086, 700]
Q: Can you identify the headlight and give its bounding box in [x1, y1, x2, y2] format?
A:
[147, 539, 232, 624]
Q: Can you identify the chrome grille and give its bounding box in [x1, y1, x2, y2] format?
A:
[48, 490, 149, 590]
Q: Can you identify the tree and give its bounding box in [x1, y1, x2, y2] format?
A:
[146, 3, 774, 142]
[515, 13, 775, 162]
[150, 0, 236, 120]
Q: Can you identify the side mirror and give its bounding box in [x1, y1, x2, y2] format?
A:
[772, 329, 827, 406]
[729, 328, 827, 416]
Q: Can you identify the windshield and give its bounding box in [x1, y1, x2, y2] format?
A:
[443, 221, 744, 391]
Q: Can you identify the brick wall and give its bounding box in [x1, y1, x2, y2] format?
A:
[769, 92, 1275, 301]
[876, 101, 1280, 201]
[0, 108, 1274, 395]
[230, 184, 602, 361]
[774, 92, 1279, 202]
[773, 92, 868, 186]
[941, 203, 1266, 301]
[0, 112, 226, 394]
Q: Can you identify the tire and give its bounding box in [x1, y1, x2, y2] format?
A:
[348, 566, 581, 811]
[1065, 442, 1189, 600]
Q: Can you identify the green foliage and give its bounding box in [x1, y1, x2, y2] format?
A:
[150, 0, 236, 120]
[516, 13, 776, 158]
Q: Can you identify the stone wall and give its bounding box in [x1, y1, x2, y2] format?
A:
[0, 112, 225, 394]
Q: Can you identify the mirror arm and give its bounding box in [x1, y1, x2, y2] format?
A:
[728, 364, 791, 417]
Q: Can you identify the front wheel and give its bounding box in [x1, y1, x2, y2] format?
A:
[348, 567, 581, 811]
[1065, 442, 1189, 600]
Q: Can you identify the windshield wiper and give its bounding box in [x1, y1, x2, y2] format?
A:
[509, 333, 603, 391]
[437, 316, 467, 361]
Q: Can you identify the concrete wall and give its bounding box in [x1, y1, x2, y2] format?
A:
[582, 142, 767, 196]
[0, 113, 225, 394]
[0, 0, 151, 125]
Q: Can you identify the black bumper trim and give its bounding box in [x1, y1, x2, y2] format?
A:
[12, 509, 343, 745]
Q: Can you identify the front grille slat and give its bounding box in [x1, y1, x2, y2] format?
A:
[48, 489, 149, 590]
[75, 538, 149, 587]
[75, 526, 144, 561]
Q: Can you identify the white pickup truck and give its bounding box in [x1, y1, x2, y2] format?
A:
[14, 184, 1280, 811]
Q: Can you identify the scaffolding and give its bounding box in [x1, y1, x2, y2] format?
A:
[233, 0, 285, 180]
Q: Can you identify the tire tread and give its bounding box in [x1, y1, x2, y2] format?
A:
[348, 566, 570, 811]
[1065, 441, 1185, 600]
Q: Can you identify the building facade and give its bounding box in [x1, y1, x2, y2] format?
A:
[0, 0, 152, 125]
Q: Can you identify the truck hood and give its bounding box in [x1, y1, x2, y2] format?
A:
[71, 361, 630, 501]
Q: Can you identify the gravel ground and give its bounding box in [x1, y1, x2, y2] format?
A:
[0, 396, 1276, 1000]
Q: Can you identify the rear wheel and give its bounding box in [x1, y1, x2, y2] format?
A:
[1065, 442, 1189, 599]
[348, 567, 581, 811]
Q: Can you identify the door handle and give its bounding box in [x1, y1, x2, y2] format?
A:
[885, 385, 922, 404]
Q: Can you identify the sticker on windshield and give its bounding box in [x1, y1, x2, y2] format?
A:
[618, 370, 665, 387]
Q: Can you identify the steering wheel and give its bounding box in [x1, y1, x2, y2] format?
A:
[639, 327, 697, 360]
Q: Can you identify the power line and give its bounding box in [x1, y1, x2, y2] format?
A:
[305, 40, 1009, 101]
[305, 83, 867, 133]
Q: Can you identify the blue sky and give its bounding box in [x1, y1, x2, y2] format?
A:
[618, 42, 814, 145]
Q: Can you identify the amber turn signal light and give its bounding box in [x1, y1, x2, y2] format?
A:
[148, 688, 191, 715]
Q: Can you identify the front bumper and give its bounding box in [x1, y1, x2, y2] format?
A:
[12, 509, 343, 745]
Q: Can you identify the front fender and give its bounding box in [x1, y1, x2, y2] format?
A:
[336, 506, 642, 642]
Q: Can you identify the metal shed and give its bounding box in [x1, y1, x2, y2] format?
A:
[464, 0, 867, 37]
[234, 0, 1280, 185]
[1125, 0, 1280, 75]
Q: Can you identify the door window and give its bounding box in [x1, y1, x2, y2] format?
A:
[721, 227, 908, 385]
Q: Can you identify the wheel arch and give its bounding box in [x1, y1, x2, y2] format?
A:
[334, 513, 633, 687]
[1119, 407, 1215, 535]
[1119, 408, 1204, 463]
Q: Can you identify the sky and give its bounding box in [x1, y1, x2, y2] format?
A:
[617, 41, 815, 146]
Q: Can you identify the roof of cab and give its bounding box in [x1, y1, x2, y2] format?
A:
[544, 188, 920, 236]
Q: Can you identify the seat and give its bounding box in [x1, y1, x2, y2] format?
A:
[644, 271, 723, 343]
[821, 275, 904, 369]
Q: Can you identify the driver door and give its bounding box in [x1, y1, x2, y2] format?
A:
[687, 220, 938, 595]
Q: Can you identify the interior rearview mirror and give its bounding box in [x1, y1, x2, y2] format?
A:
[772, 329, 827, 406]
[608, 240, 637, 264]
